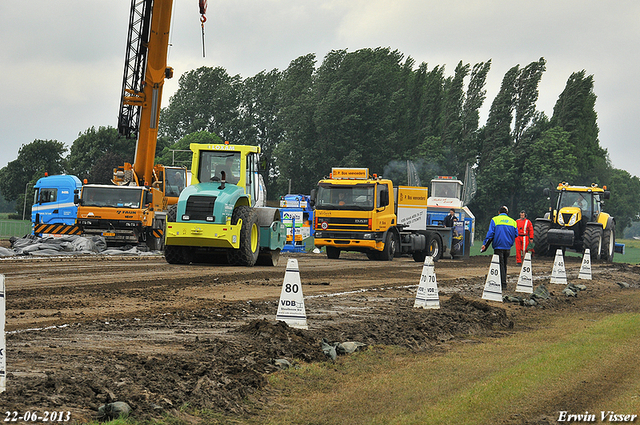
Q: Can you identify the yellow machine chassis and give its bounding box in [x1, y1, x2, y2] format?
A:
[165, 219, 243, 249]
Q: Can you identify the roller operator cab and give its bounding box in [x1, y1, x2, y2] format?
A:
[163, 143, 286, 266]
[533, 182, 619, 262]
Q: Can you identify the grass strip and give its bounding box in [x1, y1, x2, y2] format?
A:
[261, 310, 640, 425]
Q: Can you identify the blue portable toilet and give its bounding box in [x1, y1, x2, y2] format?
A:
[279, 194, 315, 252]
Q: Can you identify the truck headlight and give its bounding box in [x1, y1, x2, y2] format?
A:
[567, 214, 578, 226]
[363, 233, 375, 239]
[182, 214, 190, 221]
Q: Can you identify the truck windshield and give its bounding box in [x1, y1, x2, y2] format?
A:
[165, 168, 187, 197]
[198, 151, 241, 184]
[82, 187, 143, 209]
[316, 184, 375, 210]
[558, 191, 591, 213]
[431, 181, 462, 199]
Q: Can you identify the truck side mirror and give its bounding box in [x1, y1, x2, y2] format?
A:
[603, 190, 610, 200]
[145, 191, 154, 205]
[74, 190, 82, 205]
[543, 188, 550, 197]
[310, 189, 317, 207]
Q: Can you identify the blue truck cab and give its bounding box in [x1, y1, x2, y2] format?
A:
[31, 174, 83, 236]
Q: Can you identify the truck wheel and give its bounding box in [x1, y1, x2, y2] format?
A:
[583, 225, 603, 261]
[326, 246, 341, 259]
[601, 220, 615, 262]
[533, 220, 551, 257]
[228, 206, 260, 266]
[380, 232, 397, 261]
[412, 250, 427, 263]
[427, 234, 442, 262]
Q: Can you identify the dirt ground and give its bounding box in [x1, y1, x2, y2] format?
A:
[0, 244, 638, 423]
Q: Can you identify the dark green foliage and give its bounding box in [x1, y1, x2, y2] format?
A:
[0, 139, 67, 201]
[604, 168, 640, 231]
[66, 126, 134, 181]
[159, 66, 243, 143]
[0, 139, 67, 216]
[155, 131, 224, 169]
[550, 70, 608, 185]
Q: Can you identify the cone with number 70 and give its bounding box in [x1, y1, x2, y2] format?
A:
[414, 256, 440, 309]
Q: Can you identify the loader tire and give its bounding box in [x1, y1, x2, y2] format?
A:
[601, 220, 615, 262]
[583, 225, 603, 261]
[533, 220, 551, 257]
[227, 206, 260, 266]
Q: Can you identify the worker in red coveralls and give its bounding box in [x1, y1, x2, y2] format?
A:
[515, 210, 534, 265]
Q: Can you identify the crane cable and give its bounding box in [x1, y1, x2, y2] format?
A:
[199, 0, 207, 57]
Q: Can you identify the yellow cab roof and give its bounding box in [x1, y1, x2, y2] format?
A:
[556, 182, 606, 193]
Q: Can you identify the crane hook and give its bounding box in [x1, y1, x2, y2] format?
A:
[199, 0, 207, 57]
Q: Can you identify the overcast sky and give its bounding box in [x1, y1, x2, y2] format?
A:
[1, 1, 638, 179]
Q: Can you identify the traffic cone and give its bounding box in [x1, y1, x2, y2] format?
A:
[481, 254, 503, 302]
[275, 259, 308, 329]
[578, 249, 592, 280]
[516, 252, 534, 293]
[414, 256, 440, 309]
[550, 249, 567, 285]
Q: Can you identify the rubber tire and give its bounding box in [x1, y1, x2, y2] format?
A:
[427, 233, 443, 262]
[583, 225, 603, 261]
[412, 250, 427, 263]
[227, 206, 260, 266]
[164, 245, 183, 264]
[256, 249, 281, 266]
[533, 220, 551, 257]
[601, 220, 615, 262]
[379, 231, 398, 261]
[164, 245, 192, 264]
[326, 246, 341, 259]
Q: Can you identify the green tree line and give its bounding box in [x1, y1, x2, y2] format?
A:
[1, 47, 638, 233]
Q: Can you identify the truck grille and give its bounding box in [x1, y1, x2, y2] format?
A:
[185, 195, 216, 221]
[561, 213, 573, 224]
[317, 217, 370, 231]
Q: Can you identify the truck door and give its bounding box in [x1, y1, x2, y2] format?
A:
[33, 187, 58, 224]
[375, 182, 395, 230]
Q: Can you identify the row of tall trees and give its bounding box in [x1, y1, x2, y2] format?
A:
[158, 48, 639, 230]
[1, 47, 638, 233]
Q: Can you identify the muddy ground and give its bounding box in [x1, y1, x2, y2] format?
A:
[0, 246, 638, 423]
